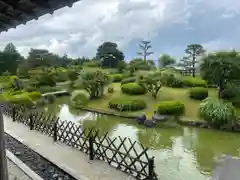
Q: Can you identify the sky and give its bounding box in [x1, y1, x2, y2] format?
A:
[0, 0, 240, 61]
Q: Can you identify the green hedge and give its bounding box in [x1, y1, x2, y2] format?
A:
[38, 86, 61, 94]
[7, 94, 34, 105]
[189, 87, 208, 100]
[27, 92, 42, 101]
[109, 98, 146, 111]
[110, 74, 123, 82]
[71, 90, 90, 107]
[121, 83, 146, 95]
[182, 77, 207, 87]
[231, 97, 240, 108]
[157, 100, 185, 115]
[121, 77, 136, 85]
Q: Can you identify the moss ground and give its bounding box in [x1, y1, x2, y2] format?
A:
[86, 83, 219, 120]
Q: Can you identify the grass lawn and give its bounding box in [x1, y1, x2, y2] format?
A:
[86, 83, 219, 121]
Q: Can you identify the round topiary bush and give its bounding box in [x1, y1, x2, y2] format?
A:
[109, 98, 146, 111]
[157, 100, 185, 116]
[27, 92, 42, 101]
[182, 77, 207, 87]
[189, 87, 208, 100]
[231, 98, 240, 108]
[121, 77, 136, 85]
[221, 87, 236, 99]
[121, 83, 146, 95]
[110, 74, 123, 82]
[71, 90, 90, 107]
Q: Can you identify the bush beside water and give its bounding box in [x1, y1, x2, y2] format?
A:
[157, 100, 185, 116]
[199, 98, 236, 128]
[109, 98, 146, 111]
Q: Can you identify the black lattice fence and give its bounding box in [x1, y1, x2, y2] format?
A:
[2, 104, 158, 180]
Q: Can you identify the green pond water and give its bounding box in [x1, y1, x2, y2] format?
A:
[41, 97, 240, 180]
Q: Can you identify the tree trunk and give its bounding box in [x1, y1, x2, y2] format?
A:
[218, 78, 224, 98]
[192, 56, 196, 78]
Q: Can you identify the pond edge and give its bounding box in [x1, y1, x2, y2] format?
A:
[79, 107, 240, 132]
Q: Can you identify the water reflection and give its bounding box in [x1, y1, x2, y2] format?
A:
[41, 98, 240, 180]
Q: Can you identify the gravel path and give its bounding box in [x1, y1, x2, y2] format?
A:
[4, 115, 135, 180]
[5, 133, 77, 180]
[8, 158, 32, 180]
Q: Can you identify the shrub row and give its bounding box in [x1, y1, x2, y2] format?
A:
[157, 100, 185, 116]
[121, 83, 146, 95]
[71, 90, 90, 108]
[121, 77, 136, 85]
[182, 77, 207, 87]
[110, 74, 123, 82]
[189, 87, 208, 100]
[109, 98, 146, 111]
[160, 70, 207, 88]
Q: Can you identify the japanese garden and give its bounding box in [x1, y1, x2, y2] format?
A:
[1, 41, 240, 180]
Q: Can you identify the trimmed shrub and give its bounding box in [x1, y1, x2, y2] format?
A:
[25, 86, 37, 92]
[199, 98, 235, 128]
[110, 74, 123, 82]
[121, 83, 146, 95]
[27, 92, 42, 101]
[55, 72, 69, 82]
[108, 87, 114, 93]
[7, 94, 34, 105]
[71, 90, 90, 107]
[189, 87, 208, 100]
[109, 98, 146, 111]
[38, 86, 60, 94]
[231, 97, 240, 108]
[36, 73, 56, 87]
[221, 84, 239, 99]
[157, 100, 185, 116]
[160, 70, 184, 88]
[182, 77, 207, 87]
[121, 77, 136, 85]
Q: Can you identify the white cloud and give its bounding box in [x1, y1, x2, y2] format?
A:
[0, 0, 190, 58]
[0, 0, 240, 59]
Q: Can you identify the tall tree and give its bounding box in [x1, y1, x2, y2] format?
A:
[185, 44, 205, 77]
[96, 42, 124, 68]
[139, 73, 162, 99]
[137, 40, 153, 63]
[158, 54, 176, 68]
[0, 43, 22, 74]
[200, 51, 240, 98]
[3, 42, 17, 53]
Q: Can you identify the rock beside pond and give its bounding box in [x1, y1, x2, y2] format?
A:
[136, 114, 146, 124]
[152, 113, 167, 122]
[144, 120, 156, 127]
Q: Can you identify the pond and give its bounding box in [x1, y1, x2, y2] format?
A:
[41, 97, 240, 180]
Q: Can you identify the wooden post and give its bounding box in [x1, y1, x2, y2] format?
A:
[53, 120, 58, 142]
[0, 105, 9, 180]
[12, 106, 16, 122]
[29, 113, 34, 130]
[89, 134, 94, 160]
[148, 157, 154, 180]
